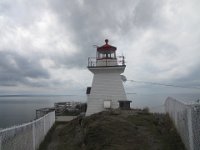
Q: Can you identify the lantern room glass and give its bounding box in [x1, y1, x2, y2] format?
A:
[97, 51, 116, 59]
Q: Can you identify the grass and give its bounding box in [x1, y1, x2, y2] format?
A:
[38, 122, 68, 150]
[39, 110, 186, 150]
[127, 113, 185, 150]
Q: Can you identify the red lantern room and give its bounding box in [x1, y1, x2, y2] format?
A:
[97, 39, 117, 59]
[88, 39, 125, 67]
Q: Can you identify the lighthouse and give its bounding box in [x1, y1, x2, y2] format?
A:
[86, 39, 130, 116]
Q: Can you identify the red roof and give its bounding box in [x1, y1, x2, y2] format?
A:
[97, 39, 117, 52]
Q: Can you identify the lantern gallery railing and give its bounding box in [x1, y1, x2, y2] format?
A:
[88, 56, 125, 67]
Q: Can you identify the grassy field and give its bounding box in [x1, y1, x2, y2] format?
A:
[39, 109, 185, 150]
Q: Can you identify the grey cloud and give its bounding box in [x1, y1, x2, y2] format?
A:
[147, 41, 179, 60]
[0, 50, 49, 86]
[0, 0, 47, 27]
[0, 0, 199, 94]
[48, 0, 166, 68]
[175, 65, 200, 87]
[133, 0, 164, 28]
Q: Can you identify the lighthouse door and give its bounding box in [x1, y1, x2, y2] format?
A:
[104, 100, 111, 109]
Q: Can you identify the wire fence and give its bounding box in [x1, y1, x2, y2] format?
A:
[165, 97, 200, 150]
[0, 111, 55, 150]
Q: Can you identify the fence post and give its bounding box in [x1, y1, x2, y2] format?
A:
[0, 136, 2, 150]
[187, 107, 194, 150]
[32, 122, 36, 150]
[44, 115, 46, 136]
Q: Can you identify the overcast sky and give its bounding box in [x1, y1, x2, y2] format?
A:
[0, 0, 200, 95]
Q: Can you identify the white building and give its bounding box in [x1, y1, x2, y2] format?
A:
[86, 39, 130, 116]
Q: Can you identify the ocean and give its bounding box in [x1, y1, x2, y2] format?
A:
[0, 93, 199, 129]
[0, 95, 85, 129]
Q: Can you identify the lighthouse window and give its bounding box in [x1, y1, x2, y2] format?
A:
[111, 53, 114, 58]
[99, 53, 102, 58]
[99, 53, 106, 58]
[97, 52, 116, 59]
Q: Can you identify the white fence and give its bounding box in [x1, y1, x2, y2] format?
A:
[0, 111, 55, 150]
[165, 97, 200, 150]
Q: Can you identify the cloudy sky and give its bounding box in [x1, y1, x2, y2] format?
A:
[0, 0, 200, 95]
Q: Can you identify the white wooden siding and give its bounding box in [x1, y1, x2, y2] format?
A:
[86, 67, 127, 116]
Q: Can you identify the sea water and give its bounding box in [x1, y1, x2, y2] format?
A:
[0, 93, 199, 129]
[128, 93, 200, 113]
[0, 95, 85, 128]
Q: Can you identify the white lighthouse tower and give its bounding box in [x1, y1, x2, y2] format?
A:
[86, 39, 129, 116]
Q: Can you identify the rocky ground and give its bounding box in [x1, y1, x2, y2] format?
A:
[39, 109, 185, 150]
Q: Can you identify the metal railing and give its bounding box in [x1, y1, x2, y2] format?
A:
[88, 56, 125, 67]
